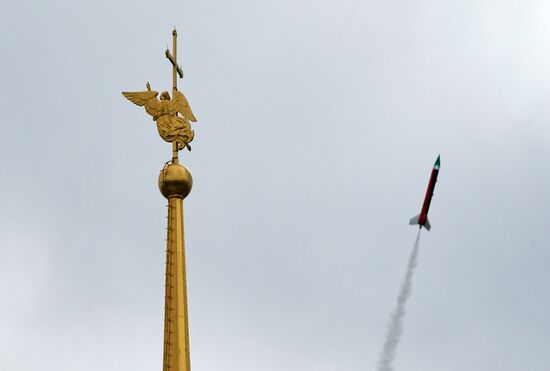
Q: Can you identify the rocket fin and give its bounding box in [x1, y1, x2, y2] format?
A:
[424, 218, 431, 231]
[409, 214, 420, 225]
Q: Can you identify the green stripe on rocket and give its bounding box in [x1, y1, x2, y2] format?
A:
[434, 155, 441, 169]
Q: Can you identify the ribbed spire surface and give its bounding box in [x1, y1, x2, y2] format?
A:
[162, 197, 191, 371]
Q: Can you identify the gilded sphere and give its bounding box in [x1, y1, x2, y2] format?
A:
[158, 162, 193, 199]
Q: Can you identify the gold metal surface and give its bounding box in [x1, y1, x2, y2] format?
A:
[122, 29, 196, 371]
[163, 197, 191, 371]
[122, 28, 198, 161]
[122, 87, 196, 153]
[159, 162, 193, 199]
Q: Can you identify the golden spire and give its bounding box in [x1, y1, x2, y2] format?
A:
[159, 161, 192, 371]
[122, 28, 196, 371]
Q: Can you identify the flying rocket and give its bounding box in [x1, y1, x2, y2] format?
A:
[409, 155, 440, 231]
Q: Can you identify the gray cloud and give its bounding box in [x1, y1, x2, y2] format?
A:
[1, 0, 550, 370]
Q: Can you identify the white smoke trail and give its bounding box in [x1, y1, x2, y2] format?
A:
[377, 230, 421, 371]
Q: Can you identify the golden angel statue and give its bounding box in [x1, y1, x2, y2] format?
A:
[122, 82, 197, 151]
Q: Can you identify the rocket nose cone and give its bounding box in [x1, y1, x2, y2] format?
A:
[434, 155, 441, 168]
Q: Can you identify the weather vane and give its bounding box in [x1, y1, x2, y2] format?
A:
[122, 29, 197, 371]
[122, 29, 197, 162]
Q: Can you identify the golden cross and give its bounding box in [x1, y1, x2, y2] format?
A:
[165, 29, 185, 162]
[165, 29, 184, 94]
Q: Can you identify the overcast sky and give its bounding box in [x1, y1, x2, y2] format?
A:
[1, 0, 550, 370]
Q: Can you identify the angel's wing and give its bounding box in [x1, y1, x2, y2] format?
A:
[122, 90, 163, 118]
[171, 90, 197, 122]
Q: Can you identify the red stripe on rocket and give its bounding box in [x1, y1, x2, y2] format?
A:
[409, 155, 440, 231]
